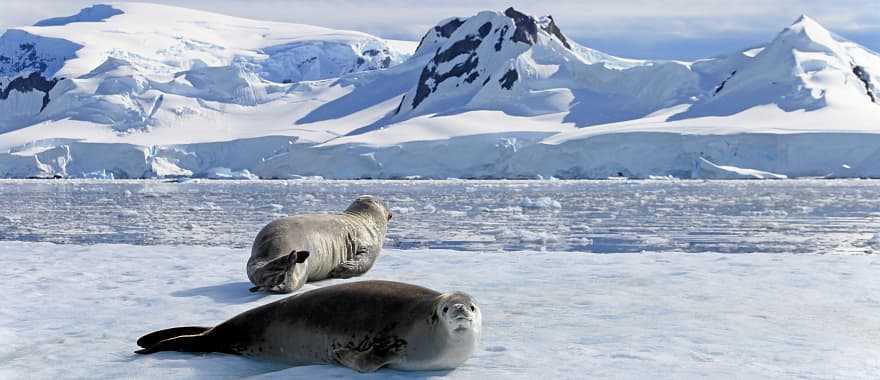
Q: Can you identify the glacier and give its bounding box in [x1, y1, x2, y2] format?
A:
[0, 4, 878, 179]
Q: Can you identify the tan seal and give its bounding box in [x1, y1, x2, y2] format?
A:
[247, 195, 391, 293]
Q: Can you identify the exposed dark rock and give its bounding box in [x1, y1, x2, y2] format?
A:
[381, 56, 392, 68]
[540, 16, 571, 50]
[478, 22, 492, 38]
[853, 65, 877, 103]
[394, 95, 405, 114]
[411, 69, 433, 110]
[499, 68, 518, 90]
[356, 57, 366, 65]
[409, 27, 489, 110]
[713, 70, 737, 96]
[0, 71, 60, 111]
[465, 71, 480, 83]
[482, 76, 491, 86]
[436, 18, 465, 38]
[411, 54, 480, 108]
[494, 25, 509, 51]
[415, 18, 467, 52]
[434, 35, 482, 63]
[503, 7, 538, 45]
[362, 49, 381, 57]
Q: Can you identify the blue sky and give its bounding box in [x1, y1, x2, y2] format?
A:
[1, 0, 878, 59]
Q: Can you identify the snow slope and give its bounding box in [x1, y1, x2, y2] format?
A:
[0, 2, 413, 134]
[0, 6, 878, 179]
[1, 241, 878, 379]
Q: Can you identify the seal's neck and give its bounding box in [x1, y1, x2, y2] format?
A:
[342, 212, 387, 241]
[430, 325, 480, 369]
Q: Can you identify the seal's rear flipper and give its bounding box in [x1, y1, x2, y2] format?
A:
[135, 333, 214, 355]
[251, 250, 310, 292]
[136, 326, 211, 348]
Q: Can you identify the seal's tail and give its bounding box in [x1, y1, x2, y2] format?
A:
[135, 327, 215, 354]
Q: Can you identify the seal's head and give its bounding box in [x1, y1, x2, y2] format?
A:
[433, 292, 482, 334]
[345, 195, 392, 225]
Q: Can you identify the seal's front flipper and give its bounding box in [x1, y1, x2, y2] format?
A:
[333, 346, 400, 373]
[249, 286, 261, 293]
[328, 248, 376, 279]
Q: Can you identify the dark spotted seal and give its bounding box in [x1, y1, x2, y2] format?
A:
[247, 195, 391, 293]
[135, 280, 482, 372]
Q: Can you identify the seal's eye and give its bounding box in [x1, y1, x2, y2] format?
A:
[470, 305, 476, 312]
[443, 307, 449, 313]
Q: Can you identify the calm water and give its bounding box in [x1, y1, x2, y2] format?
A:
[1, 179, 879, 253]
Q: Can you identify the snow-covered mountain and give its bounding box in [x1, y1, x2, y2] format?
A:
[0, 3, 414, 133]
[383, 8, 698, 128]
[674, 15, 880, 120]
[0, 4, 878, 179]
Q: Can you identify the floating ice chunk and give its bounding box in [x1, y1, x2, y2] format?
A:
[494, 227, 560, 243]
[492, 206, 523, 214]
[698, 158, 788, 179]
[257, 204, 284, 212]
[648, 175, 676, 180]
[390, 206, 416, 214]
[440, 210, 467, 217]
[520, 196, 562, 209]
[868, 233, 880, 250]
[297, 194, 316, 202]
[116, 209, 139, 218]
[202, 167, 259, 180]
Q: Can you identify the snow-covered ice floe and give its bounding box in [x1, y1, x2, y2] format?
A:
[1, 241, 878, 379]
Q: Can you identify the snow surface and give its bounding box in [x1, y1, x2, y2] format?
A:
[1, 241, 878, 379]
[0, 6, 879, 179]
